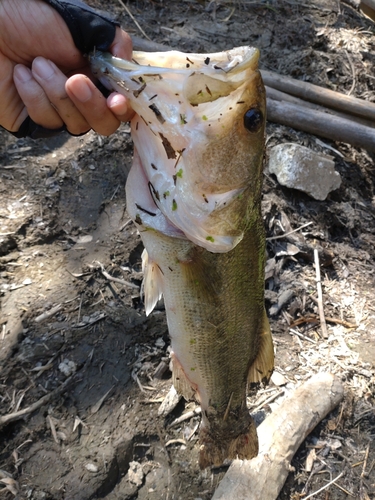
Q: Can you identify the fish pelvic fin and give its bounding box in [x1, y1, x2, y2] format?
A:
[170, 352, 197, 401]
[248, 309, 274, 386]
[198, 412, 258, 469]
[141, 249, 163, 316]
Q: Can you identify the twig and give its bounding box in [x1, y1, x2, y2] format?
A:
[303, 471, 344, 500]
[289, 328, 317, 344]
[314, 249, 328, 339]
[290, 314, 357, 329]
[266, 221, 313, 241]
[77, 295, 83, 323]
[34, 304, 62, 323]
[96, 261, 139, 290]
[91, 385, 115, 414]
[169, 407, 202, 428]
[0, 376, 74, 429]
[345, 50, 356, 96]
[361, 442, 370, 478]
[165, 438, 186, 447]
[332, 480, 355, 496]
[116, 0, 152, 41]
[251, 390, 284, 413]
[110, 184, 121, 201]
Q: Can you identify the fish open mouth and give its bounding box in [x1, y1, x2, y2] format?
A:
[90, 47, 264, 253]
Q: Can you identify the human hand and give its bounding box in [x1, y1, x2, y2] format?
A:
[0, 0, 134, 137]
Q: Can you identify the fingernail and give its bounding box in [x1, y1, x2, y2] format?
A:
[71, 78, 93, 103]
[14, 65, 32, 83]
[108, 93, 125, 108]
[32, 57, 55, 80]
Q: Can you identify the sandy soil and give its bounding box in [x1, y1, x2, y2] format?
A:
[0, 1, 374, 499]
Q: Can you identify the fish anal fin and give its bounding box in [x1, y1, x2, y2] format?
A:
[170, 352, 197, 402]
[142, 248, 163, 316]
[248, 309, 274, 387]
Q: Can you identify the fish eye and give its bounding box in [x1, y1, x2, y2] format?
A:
[244, 108, 263, 133]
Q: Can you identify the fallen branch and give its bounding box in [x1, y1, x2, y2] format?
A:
[262, 69, 375, 122]
[361, 1, 375, 22]
[212, 373, 344, 500]
[0, 375, 74, 430]
[361, 0, 375, 12]
[265, 86, 375, 129]
[267, 98, 375, 152]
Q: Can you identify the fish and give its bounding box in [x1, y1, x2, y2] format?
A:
[90, 46, 274, 468]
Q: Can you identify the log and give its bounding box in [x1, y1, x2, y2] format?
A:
[361, 0, 375, 11]
[262, 69, 375, 122]
[267, 98, 375, 152]
[265, 86, 375, 129]
[212, 373, 344, 500]
[360, 0, 375, 21]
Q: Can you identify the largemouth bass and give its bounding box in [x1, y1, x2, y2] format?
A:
[90, 47, 274, 468]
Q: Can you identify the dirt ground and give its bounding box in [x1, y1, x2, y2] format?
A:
[1, 0, 374, 499]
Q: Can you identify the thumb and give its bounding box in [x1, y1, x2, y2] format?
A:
[109, 28, 132, 60]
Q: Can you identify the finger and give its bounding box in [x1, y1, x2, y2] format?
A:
[31, 57, 90, 135]
[107, 92, 135, 122]
[0, 52, 26, 131]
[66, 74, 121, 136]
[110, 28, 133, 60]
[13, 64, 65, 131]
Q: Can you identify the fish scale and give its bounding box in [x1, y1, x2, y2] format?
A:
[90, 46, 274, 468]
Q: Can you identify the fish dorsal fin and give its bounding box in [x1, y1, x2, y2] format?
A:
[141, 248, 163, 316]
[248, 310, 274, 386]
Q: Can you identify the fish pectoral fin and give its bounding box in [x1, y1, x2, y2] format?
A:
[248, 309, 274, 386]
[142, 248, 163, 316]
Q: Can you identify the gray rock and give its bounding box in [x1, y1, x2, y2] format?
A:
[268, 143, 341, 200]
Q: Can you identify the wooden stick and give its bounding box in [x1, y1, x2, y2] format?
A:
[132, 36, 169, 53]
[360, 1, 375, 21]
[361, 0, 375, 11]
[212, 373, 344, 500]
[262, 69, 375, 122]
[0, 376, 74, 429]
[265, 86, 375, 129]
[267, 98, 375, 152]
[314, 249, 328, 339]
[304, 471, 345, 500]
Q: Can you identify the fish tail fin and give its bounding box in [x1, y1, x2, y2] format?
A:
[141, 248, 163, 316]
[198, 413, 258, 469]
[248, 309, 274, 386]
